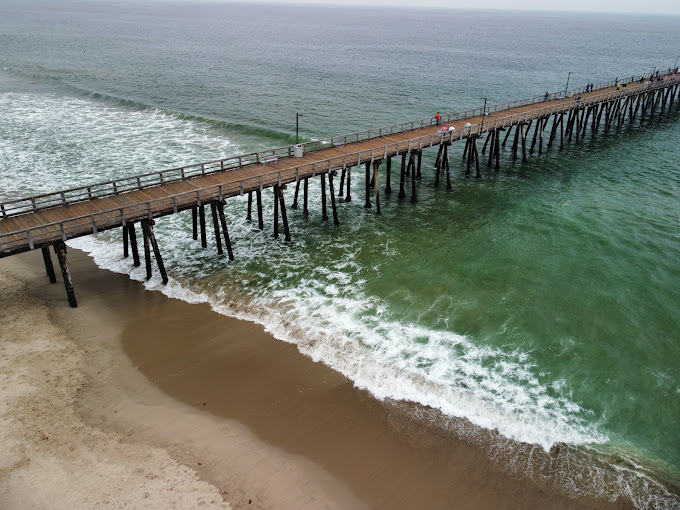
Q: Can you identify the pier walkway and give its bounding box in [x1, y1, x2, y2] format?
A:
[2, 72, 678, 306]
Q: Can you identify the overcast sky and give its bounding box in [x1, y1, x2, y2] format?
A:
[200, 0, 680, 15]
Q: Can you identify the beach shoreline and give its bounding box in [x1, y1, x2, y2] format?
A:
[0, 248, 638, 509]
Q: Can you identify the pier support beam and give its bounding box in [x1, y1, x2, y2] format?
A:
[344, 167, 352, 202]
[247, 191, 253, 220]
[54, 242, 77, 308]
[373, 160, 381, 215]
[329, 170, 340, 226]
[385, 156, 392, 194]
[199, 203, 207, 248]
[278, 186, 291, 242]
[321, 174, 329, 221]
[42, 246, 57, 283]
[303, 178, 310, 215]
[410, 153, 417, 203]
[256, 189, 264, 230]
[217, 201, 235, 259]
[399, 152, 407, 199]
[364, 161, 372, 209]
[141, 219, 168, 285]
[210, 202, 223, 255]
[127, 222, 140, 267]
[192, 206, 198, 240]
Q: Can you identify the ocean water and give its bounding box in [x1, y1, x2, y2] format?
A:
[1, 2, 679, 507]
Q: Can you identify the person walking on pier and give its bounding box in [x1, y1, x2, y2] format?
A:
[435, 112, 441, 125]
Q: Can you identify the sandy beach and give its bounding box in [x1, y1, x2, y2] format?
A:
[0, 248, 635, 509]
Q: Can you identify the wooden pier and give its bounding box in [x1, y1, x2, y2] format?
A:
[2, 72, 679, 306]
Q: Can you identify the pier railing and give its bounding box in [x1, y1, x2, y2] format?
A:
[0, 72, 654, 220]
[2, 77, 676, 256]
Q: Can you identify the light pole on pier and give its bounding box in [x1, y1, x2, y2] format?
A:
[480, 97, 487, 135]
[565, 72, 572, 96]
[674, 56, 679, 71]
[296, 113, 303, 144]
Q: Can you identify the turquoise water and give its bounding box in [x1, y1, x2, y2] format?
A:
[1, 2, 679, 506]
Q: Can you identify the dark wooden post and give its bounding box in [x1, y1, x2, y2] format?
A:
[339, 167, 346, 197]
[502, 125, 514, 147]
[410, 155, 417, 204]
[199, 203, 207, 248]
[520, 124, 528, 161]
[143, 219, 168, 285]
[256, 189, 264, 230]
[247, 191, 253, 220]
[123, 225, 129, 258]
[329, 171, 340, 226]
[292, 180, 300, 209]
[434, 144, 443, 186]
[210, 202, 223, 255]
[486, 130, 496, 167]
[54, 242, 77, 308]
[192, 206, 198, 240]
[345, 167, 352, 202]
[321, 175, 329, 221]
[416, 150, 422, 181]
[142, 220, 152, 280]
[278, 186, 291, 242]
[385, 156, 392, 194]
[511, 124, 521, 159]
[217, 201, 235, 260]
[399, 152, 407, 199]
[474, 137, 481, 179]
[303, 178, 309, 215]
[494, 130, 501, 171]
[373, 160, 381, 216]
[128, 222, 140, 267]
[547, 112, 559, 148]
[364, 161, 371, 209]
[273, 184, 280, 238]
[42, 246, 57, 283]
[444, 143, 452, 189]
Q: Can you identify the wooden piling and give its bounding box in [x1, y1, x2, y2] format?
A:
[142, 220, 152, 280]
[329, 171, 340, 226]
[273, 184, 280, 238]
[321, 174, 329, 221]
[123, 225, 129, 258]
[416, 150, 422, 181]
[344, 168, 352, 202]
[128, 222, 140, 267]
[399, 152, 407, 199]
[385, 156, 392, 194]
[291, 181, 300, 209]
[54, 242, 77, 308]
[143, 219, 168, 285]
[410, 154, 417, 203]
[444, 143, 452, 189]
[247, 191, 253, 219]
[199, 203, 207, 248]
[278, 186, 291, 241]
[192, 206, 198, 240]
[373, 160, 381, 216]
[42, 246, 57, 283]
[303, 178, 309, 215]
[256, 189, 264, 230]
[339, 167, 346, 197]
[364, 161, 372, 209]
[217, 201, 235, 260]
[210, 202, 223, 255]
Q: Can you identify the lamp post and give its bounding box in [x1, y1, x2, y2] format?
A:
[480, 97, 487, 135]
[565, 71, 572, 96]
[674, 56, 679, 71]
[296, 113, 303, 144]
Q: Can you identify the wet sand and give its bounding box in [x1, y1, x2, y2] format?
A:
[0, 249, 634, 509]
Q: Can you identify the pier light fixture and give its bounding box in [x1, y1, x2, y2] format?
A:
[296, 112, 303, 144]
[480, 97, 487, 135]
[565, 71, 572, 96]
